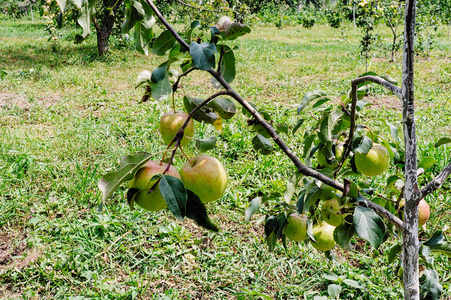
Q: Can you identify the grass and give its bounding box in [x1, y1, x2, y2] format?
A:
[1, 14, 451, 299]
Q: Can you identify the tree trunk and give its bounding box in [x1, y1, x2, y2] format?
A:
[401, 0, 420, 299]
[96, 0, 123, 56]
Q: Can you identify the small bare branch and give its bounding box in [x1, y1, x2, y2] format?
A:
[416, 162, 451, 202]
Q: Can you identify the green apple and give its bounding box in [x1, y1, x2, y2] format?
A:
[320, 185, 339, 200]
[284, 213, 308, 242]
[321, 199, 343, 226]
[335, 142, 345, 160]
[310, 221, 336, 251]
[179, 155, 227, 203]
[129, 161, 181, 211]
[355, 143, 390, 176]
[159, 111, 195, 147]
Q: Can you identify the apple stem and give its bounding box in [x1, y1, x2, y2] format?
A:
[179, 145, 194, 166]
[363, 125, 375, 143]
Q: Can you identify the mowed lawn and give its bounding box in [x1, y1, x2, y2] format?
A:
[1, 16, 451, 299]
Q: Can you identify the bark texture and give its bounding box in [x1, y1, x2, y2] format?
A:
[96, 0, 123, 56]
[401, 0, 420, 299]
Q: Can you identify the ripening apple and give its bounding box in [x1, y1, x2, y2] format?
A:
[159, 111, 195, 147]
[321, 199, 343, 226]
[317, 143, 344, 168]
[398, 198, 430, 227]
[418, 199, 430, 226]
[129, 161, 181, 211]
[310, 221, 336, 251]
[179, 155, 227, 203]
[284, 213, 308, 242]
[355, 143, 390, 176]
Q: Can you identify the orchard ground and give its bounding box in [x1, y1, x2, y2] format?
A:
[1, 16, 451, 299]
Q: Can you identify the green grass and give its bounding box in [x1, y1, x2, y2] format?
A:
[1, 15, 451, 299]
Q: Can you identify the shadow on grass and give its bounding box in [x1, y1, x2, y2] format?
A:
[0, 40, 109, 70]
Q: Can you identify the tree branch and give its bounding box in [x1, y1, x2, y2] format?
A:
[145, 0, 405, 231]
[416, 162, 451, 201]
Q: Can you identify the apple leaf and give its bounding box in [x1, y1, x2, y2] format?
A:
[183, 95, 218, 124]
[186, 20, 200, 43]
[297, 90, 328, 114]
[159, 175, 187, 220]
[98, 152, 154, 209]
[386, 121, 400, 143]
[126, 188, 139, 210]
[319, 115, 334, 142]
[190, 42, 217, 71]
[208, 97, 236, 119]
[245, 197, 262, 222]
[419, 157, 437, 170]
[429, 242, 451, 257]
[219, 45, 235, 83]
[352, 135, 373, 154]
[225, 22, 251, 40]
[195, 136, 217, 152]
[153, 30, 176, 56]
[353, 206, 385, 249]
[434, 137, 451, 148]
[252, 134, 273, 155]
[424, 231, 445, 246]
[76, 0, 96, 39]
[186, 190, 218, 232]
[388, 243, 402, 264]
[333, 221, 354, 249]
[420, 268, 442, 300]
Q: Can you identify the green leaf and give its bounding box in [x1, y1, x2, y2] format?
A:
[333, 221, 354, 249]
[420, 269, 442, 300]
[352, 136, 373, 154]
[190, 42, 217, 71]
[150, 79, 171, 101]
[77, 0, 96, 38]
[424, 231, 445, 246]
[292, 118, 305, 135]
[429, 242, 451, 257]
[386, 175, 402, 189]
[219, 45, 236, 83]
[298, 90, 328, 113]
[225, 22, 251, 40]
[276, 124, 289, 135]
[419, 157, 437, 170]
[153, 30, 176, 56]
[319, 114, 334, 142]
[245, 197, 262, 222]
[386, 121, 400, 143]
[186, 190, 218, 231]
[388, 244, 402, 264]
[98, 152, 153, 204]
[328, 284, 342, 298]
[159, 175, 187, 220]
[252, 134, 273, 155]
[434, 137, 451, 148]
[186, 20, 200, 42]
[208, 97, 236, 119]
[183, 95, 218, 124]
[353, 206, 386, 249]
[303, 185, 321, 213]
[195, 137, 217, 152]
